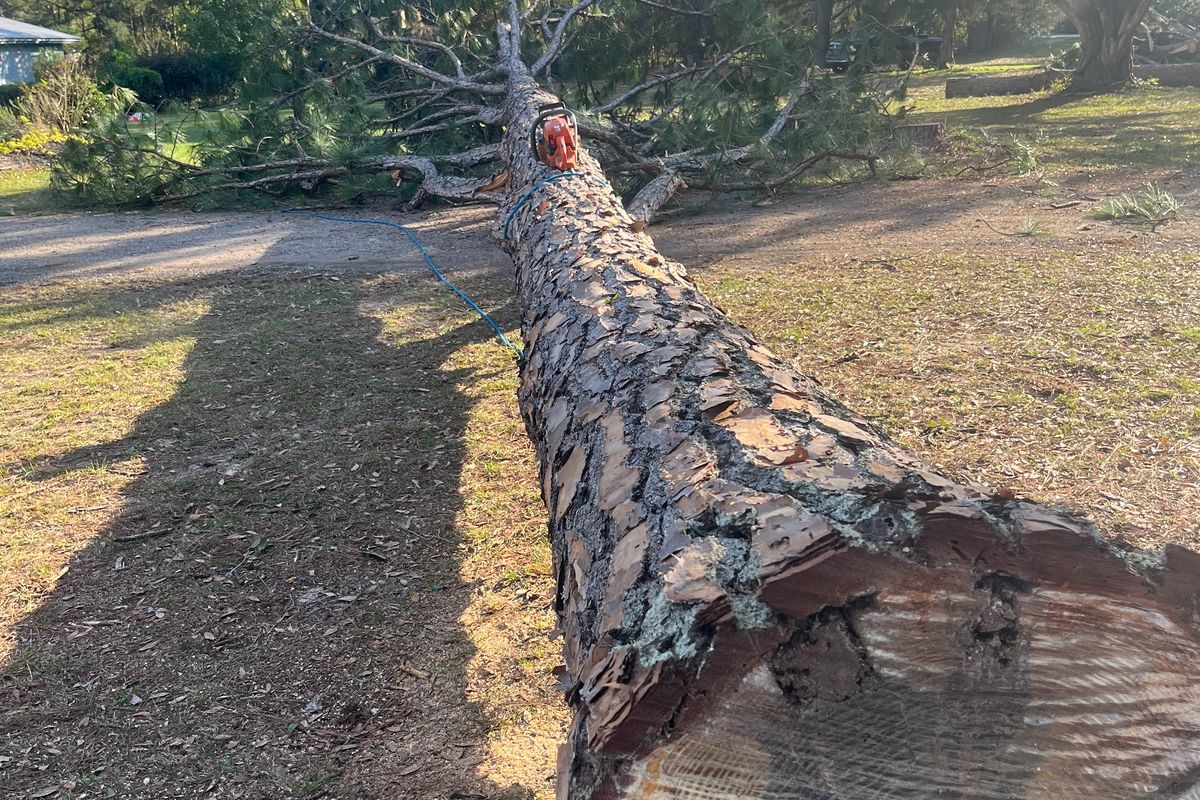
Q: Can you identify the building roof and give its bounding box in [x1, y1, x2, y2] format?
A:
[0, 17, 81, 46]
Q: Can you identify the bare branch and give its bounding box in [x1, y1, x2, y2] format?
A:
[522, 0, 547, 19]
[431, 143, 503, 168]
[633, 0, 713, 16]
[641, 36, 775, 127]
[696, 150, 878, 192]
[883, 50, 920, 105]
[186, 157, 328, 178]
[378, 105, 503, 139]
[590, 64, 704, 115]
[628, 168, 687, 221]
[577, 121, 653, 167]
[307, 22, 503, 94]
[156, 154, 505, 206]
[365, 17, 465, 79]
[158, 167, 351, 203]
[531, 0, 599, 76]
[375, 102, 497, 129]
[508, 0, 523, 61]
[375, 155, 507, 203]
[760, 70, 812, 146]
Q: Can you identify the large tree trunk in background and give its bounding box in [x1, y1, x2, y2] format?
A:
[1054, 0, 1153, 89]
[940, 3, 958, 67]
[815, 0, 834, 66]
[967, 8, 995, 55]
[496, 50, 1200, 800]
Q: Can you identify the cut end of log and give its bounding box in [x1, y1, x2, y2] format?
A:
[620, 579, 1200, 799]
[564, 510, 1200, 800]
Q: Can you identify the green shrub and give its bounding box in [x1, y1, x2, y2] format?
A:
[136, 53, 241, 103]
[0, 85, 23, 109]
[17, 55, 106, 134]
[103, 55, 165, 106]
[0, 106, 24, 141]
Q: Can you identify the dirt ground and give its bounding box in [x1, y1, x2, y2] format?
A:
[1, 168, 1197, 800]
[4, 166, 1198, 287]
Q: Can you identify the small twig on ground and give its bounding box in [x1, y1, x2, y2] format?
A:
[980, 219, 1025, 237]
[114, 528, 172, 543]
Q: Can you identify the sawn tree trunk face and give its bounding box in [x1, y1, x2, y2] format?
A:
[496, 71, 1200, 800]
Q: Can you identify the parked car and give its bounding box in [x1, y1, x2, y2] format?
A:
[826, 25, 942, 72]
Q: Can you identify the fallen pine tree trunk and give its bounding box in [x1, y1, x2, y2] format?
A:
[945, 69, 1069, 98]
[947, 63, 1200, 97]
[1135, 61, 1200, 86]
[493, 25, 1200, 800]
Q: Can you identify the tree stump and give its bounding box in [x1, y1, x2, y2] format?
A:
[893, 121, 945, 146]
[496, 57, 1200, 800]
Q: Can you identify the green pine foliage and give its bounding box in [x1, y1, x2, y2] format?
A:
[49, 0, 904, 208]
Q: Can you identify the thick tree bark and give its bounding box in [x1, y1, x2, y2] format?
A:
[815, 0, 835, 67]
[1134, 61, 1200, 86]
[1054, 0, 1153, 89]
[495, 29, 1200, 800]
[940, 4, 958, 67]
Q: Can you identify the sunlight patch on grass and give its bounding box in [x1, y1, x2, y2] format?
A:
[0, 167, 53, 215]
[906, 83, 1200, 171]
[363, 290, 562, 798]
[0, 283, 209, 661]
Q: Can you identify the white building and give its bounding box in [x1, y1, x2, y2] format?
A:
[0, 17, 81, 85]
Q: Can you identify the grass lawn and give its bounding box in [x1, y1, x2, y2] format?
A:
[0, 269, 564, 798]
[903, 65, 1200, 171]
[0, 167, 52, 215]
[1, 52, 1198, 797]
[700, 249, 1200, 548]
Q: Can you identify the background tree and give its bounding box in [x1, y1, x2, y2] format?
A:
[815, 0, 835, 65]
[1052, 0, 1153, 86]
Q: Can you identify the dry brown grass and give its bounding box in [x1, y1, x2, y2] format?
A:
[0, 270, 562, 800]
[1, 183, 1196, 799]
[700, 246, 1200, 550]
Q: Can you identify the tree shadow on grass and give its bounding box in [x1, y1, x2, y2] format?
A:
[0, 263, 541, 800]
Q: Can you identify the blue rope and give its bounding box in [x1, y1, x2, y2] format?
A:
[502, 172, 608, 241]
[282, 209, 523, 357]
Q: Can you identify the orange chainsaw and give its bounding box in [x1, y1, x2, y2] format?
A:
[530, 103, 579, 171]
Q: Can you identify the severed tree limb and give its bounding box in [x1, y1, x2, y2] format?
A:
[155, 155, 504, 206]
[491, 19, 1200, 800]
[627, 168, 686, 222]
